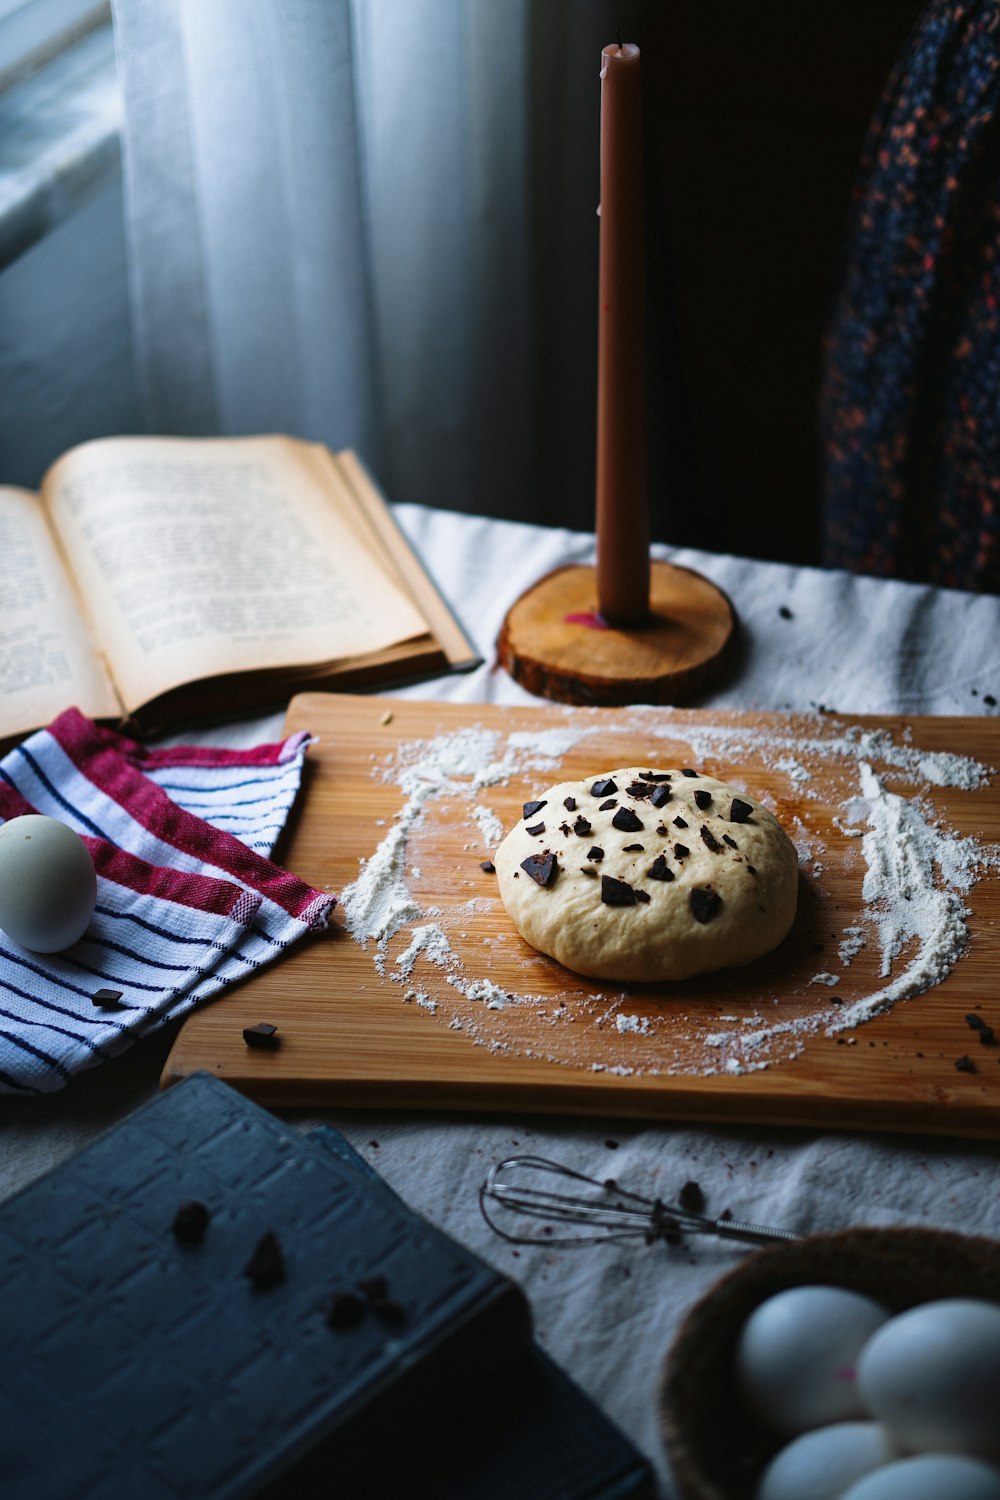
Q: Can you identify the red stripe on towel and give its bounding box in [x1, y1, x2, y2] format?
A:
[0, 784, 39, 822]
[86, 839, 260, 921]
[84, 717, 310, 770]
[48, 711, 333, 927]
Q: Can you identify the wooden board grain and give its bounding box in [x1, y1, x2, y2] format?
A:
[162, 693, 1000, 1138]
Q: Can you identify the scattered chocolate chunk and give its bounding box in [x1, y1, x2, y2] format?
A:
[623, 843, 644, 852]
[650, 784, 671, 808]
[626, 781, 654, 800]
[526, 821, 546, 836]
[779, 605, 793, 620]
[243, 1230, 285, 1289]
[480, 859, 495, 873]
[638, 771, 671, 782]
[678, 1180, 705, 1214]
[979, 1026, 996, 1047]
[955, 1054, 977, 1073]
[649, 1200, 683, 1244]
[648, 855, 675, 882]
[601, 875, 640, 906]
[746, 863, 757, 876]
[599, 798, 618, 811]
[674, 843, 690, 859]
[581, 866, 598, 877]
[635, 889, 650, 903]
[591, 778, 618, 797]
[690, 887, 722, 924]
[520, 851, 558, 887]
[371, 1295, 407, 1327]
[694, 788, 713, 810]
[681, 768, 699, 778]
[673, 816, 688, 829]
[700, 825, 723, 854]
[325, 1290, 366, 1330]
[612, 807, 644, 833]
[723, 834, 738, 849]
[730, 798, 754, 824]
[523, 799, 547, 820]
[243, 1022, 280, 1050]
[172, 1200, 210, 1244]
[965, 1012, 987, 1031]
[987, 694, 998, 708]
[564, 796, 577, 811]
[587, 846, 605, 862]
[573, 816, 593, 836]
[560, 822, 572, 836]
[656, 824, 668, 836]
[92, 988, 123, 1009]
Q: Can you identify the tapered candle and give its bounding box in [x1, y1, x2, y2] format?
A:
[595, 41, 649, 625]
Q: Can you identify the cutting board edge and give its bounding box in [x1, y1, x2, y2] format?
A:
[163, 691, 1000, 1139]
[158, 1055, 999, 1139]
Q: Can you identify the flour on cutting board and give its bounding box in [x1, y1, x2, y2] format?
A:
[338, 711, 997, 1076]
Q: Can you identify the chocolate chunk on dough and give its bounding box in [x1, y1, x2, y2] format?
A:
[494, 767, 798, 981]
[601, 875, 641, 906]
[520, 851, 558, 886]
[690, 887, 722, 924]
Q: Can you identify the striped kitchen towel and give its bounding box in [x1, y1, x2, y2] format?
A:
[0, 708, 334, 1095]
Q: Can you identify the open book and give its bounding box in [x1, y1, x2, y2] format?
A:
[0, 434, 478, 745]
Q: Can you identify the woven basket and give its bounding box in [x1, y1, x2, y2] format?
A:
[658, 1226, 1000, 1500]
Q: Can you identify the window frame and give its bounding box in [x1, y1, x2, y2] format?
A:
[0, 0, 109, 90]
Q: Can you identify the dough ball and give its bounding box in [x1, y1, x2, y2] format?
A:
[494, 767, 798, 981]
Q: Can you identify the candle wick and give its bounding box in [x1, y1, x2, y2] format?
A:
[616, 27, 623, 49]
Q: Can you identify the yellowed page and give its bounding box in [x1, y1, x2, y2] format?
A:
[0, 486, 121, 740]
[44, 436, 430, 714]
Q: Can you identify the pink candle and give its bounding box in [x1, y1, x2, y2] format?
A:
[595, 42, 649, 625]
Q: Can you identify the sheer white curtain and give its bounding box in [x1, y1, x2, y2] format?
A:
[110, 0, 616, 525]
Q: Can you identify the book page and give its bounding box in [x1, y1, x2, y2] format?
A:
[0, 487, 121, 741]
[44, 436, 431, 714]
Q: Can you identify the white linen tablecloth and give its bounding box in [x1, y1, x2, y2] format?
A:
[2, 504, 1000, 1497]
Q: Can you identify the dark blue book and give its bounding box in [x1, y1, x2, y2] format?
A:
[0, 1073, 654, 1498]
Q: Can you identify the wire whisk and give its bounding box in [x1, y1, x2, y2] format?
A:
[479, 1154, 800, 1250]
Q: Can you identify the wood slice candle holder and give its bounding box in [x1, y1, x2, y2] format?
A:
[496, 43, 738, 708]
[496, 559, 736, 707]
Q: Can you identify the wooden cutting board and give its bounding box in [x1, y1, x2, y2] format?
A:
[162, 692, 1000, 1138]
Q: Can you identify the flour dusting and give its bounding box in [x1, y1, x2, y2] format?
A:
[825, 762, 988, 1032]
[339, 710, 996, 1077]
[471, 803, 504, 846]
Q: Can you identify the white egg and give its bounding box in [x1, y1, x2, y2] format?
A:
[736, 1283, 890, 1434]
[756, 1421, 898, 1500]
[0, 815, 96, 952]
[857, 1297, 1000, 1460]
[839, 1453, 1000, 1500]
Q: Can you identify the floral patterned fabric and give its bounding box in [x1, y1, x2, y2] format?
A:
[821, 1, 1000, 591]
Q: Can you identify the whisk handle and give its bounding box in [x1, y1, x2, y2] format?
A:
[710, 1217, 800, 1247]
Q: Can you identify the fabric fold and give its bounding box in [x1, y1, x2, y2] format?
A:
[0, 710, 333, 1095]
